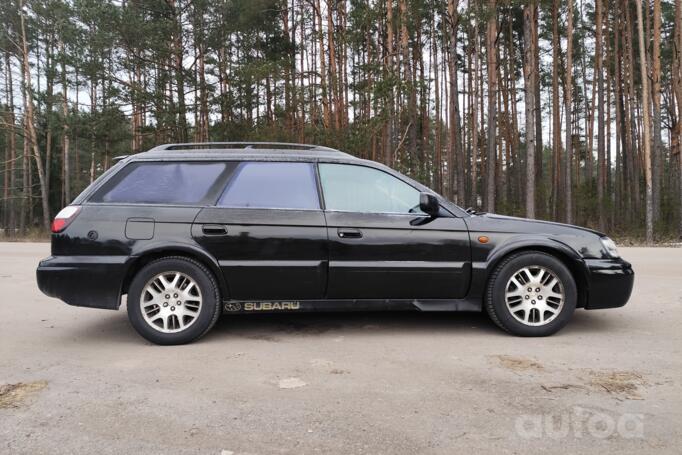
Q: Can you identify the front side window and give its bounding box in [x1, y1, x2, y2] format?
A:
[91, 162, 228, 205]
[319, 163, 423, 214]
[217, 162, 320, 210]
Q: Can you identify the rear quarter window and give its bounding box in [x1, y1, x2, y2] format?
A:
[90, 162, 232, 205]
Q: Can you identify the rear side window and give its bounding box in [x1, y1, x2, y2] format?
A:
[217, 162, 320, 210]
[91, 162, 229, 205]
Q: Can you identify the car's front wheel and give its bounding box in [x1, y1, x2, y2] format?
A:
[485, 251, 576, 336]
[127, 256, 221, 345]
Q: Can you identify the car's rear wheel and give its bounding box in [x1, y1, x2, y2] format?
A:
[127, 256, 221, 345]
[485, 251, 576, 336]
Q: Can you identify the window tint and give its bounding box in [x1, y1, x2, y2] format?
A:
[217, 162, 320, 210]
[92, 162, 227, 205]
[73, 159, 126, 204]
[319, 163, 423, 214]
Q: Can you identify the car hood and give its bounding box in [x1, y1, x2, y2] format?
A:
[477, 213, 606, 237]
[464, 212, 611, 259]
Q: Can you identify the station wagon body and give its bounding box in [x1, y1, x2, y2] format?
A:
[36, 143, 634, 344]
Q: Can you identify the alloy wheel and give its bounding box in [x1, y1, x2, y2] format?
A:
[504, 266, 565, 326]
[140, 271, 202, 333]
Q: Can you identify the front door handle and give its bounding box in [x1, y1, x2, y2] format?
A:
[338, 228, 363, 239]
[202, 224, 228, 236]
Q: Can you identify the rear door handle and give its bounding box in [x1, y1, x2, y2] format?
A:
[338, 228, 363, 239]
[202, 224, 228, 236]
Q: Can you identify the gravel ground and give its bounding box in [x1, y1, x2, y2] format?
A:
[0, 243, 681, 454]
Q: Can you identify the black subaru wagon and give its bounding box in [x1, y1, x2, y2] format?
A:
[37, 142, 634, 345]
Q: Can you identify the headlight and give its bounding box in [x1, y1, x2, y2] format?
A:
[600, 237, 620, 258]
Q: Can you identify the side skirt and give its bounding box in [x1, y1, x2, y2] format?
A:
[222, 298, 482, 314]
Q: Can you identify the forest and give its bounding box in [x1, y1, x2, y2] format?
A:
[0, 0, 681, 242]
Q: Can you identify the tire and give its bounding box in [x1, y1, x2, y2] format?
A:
[127, 256, 221, 345]
[485, 251, 576, 337]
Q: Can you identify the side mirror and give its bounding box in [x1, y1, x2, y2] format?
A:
[419, 193, 440, 217]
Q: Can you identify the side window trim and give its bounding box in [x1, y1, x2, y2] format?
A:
[313, 162, 326, 211]
[322, 208, 431, 217]
[205, 163, 240, 205]
[215, 162, 244, 203]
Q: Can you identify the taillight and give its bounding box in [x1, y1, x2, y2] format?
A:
[51, 206, 81, 233]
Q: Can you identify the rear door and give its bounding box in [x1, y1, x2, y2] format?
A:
[319, 163, 471, 299]
[192, 161, 328, 300]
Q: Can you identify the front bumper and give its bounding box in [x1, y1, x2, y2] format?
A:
[36, 255, 128, 310]
[583, 257, 634, 309]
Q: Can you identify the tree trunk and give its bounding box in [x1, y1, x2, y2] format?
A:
[564, 0, 574, 224]
[447, 0, 462, 203]
[523, 1, 536, 219]
[196, 6, 209, 143]
[44, 39, 53, 204]
[533, 4, 543, 217]
[326, 0, 340, 130]
[652, 0, 662, 223]
[485, 0, 498, 213]
[399, 0, 417, 160]
[596, 0, 606, 231]
[4, 51, 17, 235]
[384, 0, 395, 166]
[635, 0, 653, 243]
[170, 0, 188, 142]
[470, 18, 480, 208]
[2, 63, 9, 232]
[551, 0, 561, 220]
[19, 0, 50, 230]
[624, 2, 641, 219]
[315, 0, 331, 129]
[432, 14, 442, 193]
[60, 39, 71, 205]
[676, 0, 682, 238]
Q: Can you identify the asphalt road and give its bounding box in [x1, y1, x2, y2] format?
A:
[1, 243, 681, 454]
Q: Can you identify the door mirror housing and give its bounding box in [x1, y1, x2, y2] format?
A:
[419, 193, 440, 217]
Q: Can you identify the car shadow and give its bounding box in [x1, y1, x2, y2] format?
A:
[65, 307, 623, 345]
[55, 310, 143, 345]
[208, 310, 501, 341]
[66, 309, 502, 345]
[560, 309, 624, 335]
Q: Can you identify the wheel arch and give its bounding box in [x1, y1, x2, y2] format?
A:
[485, 240, 589, 308]
[121, 244, 229, 300]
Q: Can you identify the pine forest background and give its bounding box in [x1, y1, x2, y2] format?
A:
[1, 0, 682, 242]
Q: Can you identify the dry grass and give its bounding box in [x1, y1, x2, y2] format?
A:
[0, 381, 48, 408]
[1, 228, 50, 242]
[493, 355, 545, 372]
[614, 237, 682, 247]
[588, 370, 648, 399]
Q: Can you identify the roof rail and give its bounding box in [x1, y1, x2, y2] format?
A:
[150, 142, 340, 152]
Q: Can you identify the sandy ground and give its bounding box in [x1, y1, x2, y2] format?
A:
[0, 243, 680, 454]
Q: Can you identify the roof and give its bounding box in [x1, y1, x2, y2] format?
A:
[132, 142, 357, 162]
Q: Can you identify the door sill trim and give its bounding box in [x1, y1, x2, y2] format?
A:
[222, 298, 481, 313]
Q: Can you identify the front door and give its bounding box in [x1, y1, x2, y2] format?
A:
[193, 161, 327, 300]
[318, 163, 471, 299]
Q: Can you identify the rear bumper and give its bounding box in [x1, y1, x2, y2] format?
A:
[583, 258, 634, 310]
[36, 255, 128, 310]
